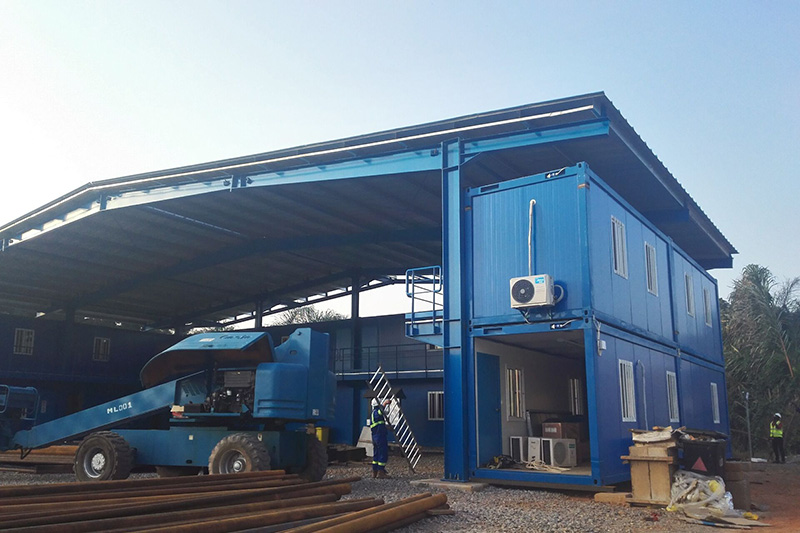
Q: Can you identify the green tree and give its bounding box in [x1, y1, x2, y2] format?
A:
[723, 264, 800, 458]
[272, 305, 347, 326]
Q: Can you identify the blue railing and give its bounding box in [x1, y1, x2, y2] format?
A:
[404, 266, 443, 339]
[333, 343, 443, 380]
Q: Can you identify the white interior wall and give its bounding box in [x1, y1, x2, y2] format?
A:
[475, 337, 584, 455]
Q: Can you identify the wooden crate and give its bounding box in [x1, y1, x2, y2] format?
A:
[621, 454, 677, 505]
[627, 444, 677, 458]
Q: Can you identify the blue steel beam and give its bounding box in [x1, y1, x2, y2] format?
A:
[104, 150, 441, 211]
[441, 139, 470, 481]
[45, 226, 439, 315]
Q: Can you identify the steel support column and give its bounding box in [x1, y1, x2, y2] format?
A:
[351, 271, 362, 370]
[441, 139, 470, 480]
[254, 299, 264, 329]
[61, 307, 76, 375]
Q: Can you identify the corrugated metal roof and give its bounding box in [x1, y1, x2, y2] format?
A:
[0, 92, 735, 329]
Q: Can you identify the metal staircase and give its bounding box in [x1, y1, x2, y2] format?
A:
[368, 365, 422, 471]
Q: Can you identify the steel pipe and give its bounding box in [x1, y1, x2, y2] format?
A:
[282, 493, 432, 533]
[130, 498, 383, 533]
[0, 480, 356, 528]
[0, 468, 289, 498]
[8, 494, 343, 533]
[0, 477, 304, 506]
[313, 493, 447, 533]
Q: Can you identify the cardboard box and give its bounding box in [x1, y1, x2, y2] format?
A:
[542, 422, 582, 442]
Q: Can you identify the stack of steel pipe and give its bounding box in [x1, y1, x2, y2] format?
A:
[0, 470, 448, 532]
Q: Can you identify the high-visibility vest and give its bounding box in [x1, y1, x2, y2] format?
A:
[770, 421, 783, 438]
[370, 408, 385, 429]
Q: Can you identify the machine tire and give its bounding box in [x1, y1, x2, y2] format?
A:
[74, 431, 134, 482]
[208, 433, 271, 475]
[299, 434, 328, 482]
[155, 466, 202, 478]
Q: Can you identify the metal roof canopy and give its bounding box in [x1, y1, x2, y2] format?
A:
[0, 92, 736, 329]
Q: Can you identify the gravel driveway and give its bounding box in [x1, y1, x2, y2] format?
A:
[327, 453, 712, 533]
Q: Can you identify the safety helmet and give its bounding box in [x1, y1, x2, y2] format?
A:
[775, 412, 781, 418]
[371, 399, 379, 408]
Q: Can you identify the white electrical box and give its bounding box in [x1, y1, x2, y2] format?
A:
[510, 274, 554, 308]
[541, 438, 577, 467]
[527, 437, 541, 463]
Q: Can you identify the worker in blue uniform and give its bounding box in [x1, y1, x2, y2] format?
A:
[370, 398, 391, 478]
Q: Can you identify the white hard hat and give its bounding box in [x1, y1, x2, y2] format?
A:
[371, 399, 379, 408]
[775, 412, 781, 418]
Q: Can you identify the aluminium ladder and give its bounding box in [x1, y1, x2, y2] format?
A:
[368, 365, 422, 472]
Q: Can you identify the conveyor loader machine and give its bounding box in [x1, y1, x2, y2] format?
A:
[0, 328, 335, 481]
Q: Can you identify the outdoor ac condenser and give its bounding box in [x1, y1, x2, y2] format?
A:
[509, 436, 527, 463]
[509, 274, 554, 308]
[527, 437, 541, 463]
[541, 438, 577, 467]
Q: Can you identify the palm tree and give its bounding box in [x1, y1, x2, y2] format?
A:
[723, 265, 799, 458]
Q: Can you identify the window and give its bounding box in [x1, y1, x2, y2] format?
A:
[710, 382, 721, 424]
[569, 378, 584, 416]
[685, 273, 695, 316]
[611, 217, 628, 278]
[428, 391, 444, 420]
[703, 288, 713, 327]
[618, 360, 636, 422]
[13, 328, 35, 355]
[666, 371, 679, 423]
[506, 367, 524, 419]
[645, 243, 658, 295]
[92, 337, 111, 362]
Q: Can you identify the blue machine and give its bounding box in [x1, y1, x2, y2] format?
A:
[0, 328, 335, 481]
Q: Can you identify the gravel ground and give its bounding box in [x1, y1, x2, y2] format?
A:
[326, 453, 711, 533]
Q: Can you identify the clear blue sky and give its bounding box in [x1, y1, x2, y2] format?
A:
[1, 1, 798, 303]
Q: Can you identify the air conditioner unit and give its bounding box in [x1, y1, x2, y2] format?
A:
[541, 438, 577, 467]
[510, 275, 554, 308]
[527, 437, 541, 463]
[509, 436, 527, 463]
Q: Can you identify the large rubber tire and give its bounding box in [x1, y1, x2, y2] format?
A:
[299, 434, 328, 482]
[74, 431, 134, 482]
[155, 466, 202, 478]
[208, 433, 271, 475]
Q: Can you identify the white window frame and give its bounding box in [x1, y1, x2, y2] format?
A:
[710, 382, 721, 424]
[645, 242, 658, 295]
[685, 273, 695, 316]
[569, 378, 584, 416]
[92, 337, 111, 362]
[618, 360, 637, 422]
[427, 391, 444, 421]
[506, 367, 525, 420]
[611, 216, 628, 279]
[666, 371, 680, 423]
[703, 288, 713, 327]
[13, 328, 35, 356]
